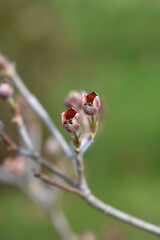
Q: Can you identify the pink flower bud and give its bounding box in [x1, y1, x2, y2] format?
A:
[0, 79, 13, 100]
[82, 91, 101, 115]
[61, 107, 81, 132]
[44, 137, 61, 156]
[64, 91, 83, 109]
[3, 156, 26, 175]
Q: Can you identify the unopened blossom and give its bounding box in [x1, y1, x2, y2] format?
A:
[82, 91, 101, 115]
[44, 137, 61, 156]
[3, 156, 26, 175]
[0, 79, 13, 100]
[64, 91, 83, 109]
[61, 107, 81, 132]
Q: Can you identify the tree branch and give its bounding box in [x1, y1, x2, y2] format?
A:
[34, 171, 84, 198]
[83, 181, 160, 236]
[17, 148, 78, 187]
[1, 54, 160, 237]
[9, 70, 73, 159]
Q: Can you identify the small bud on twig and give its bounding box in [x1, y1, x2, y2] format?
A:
[44, 137, 61, 156]
[3, 156, 26, 175]
[82, 91, 101, 115]
[61, 107, 81, 133]
[0, 79, 14, 100]
[64, 91, 83, 109]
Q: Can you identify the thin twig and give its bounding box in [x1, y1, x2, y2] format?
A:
[80, 134, 94, 154]
[36, 165, 160, 236]
[17, 148, 78, 187]
[85, 191, 160, 236]
[35, 171, 84, 198]
[10, 72, 73, 159]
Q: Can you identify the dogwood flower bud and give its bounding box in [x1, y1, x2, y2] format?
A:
[82, 91, 101, 115]
[0, 79, 13, 100]
[61, 107, 81, 133]
[3, 156, 26, 175]
[44, 137, 61, 156]
[64, 91, 83, 109]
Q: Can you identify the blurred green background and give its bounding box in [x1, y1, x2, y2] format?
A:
[0, 0, 160, 239]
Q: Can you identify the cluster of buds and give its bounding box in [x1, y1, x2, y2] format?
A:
[61, 91, 101, 149]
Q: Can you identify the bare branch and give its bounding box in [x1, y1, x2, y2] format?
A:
[82, 183, 160, 236]
[18, 148, 78, 187]
[35, 171, 84, 198]
[1, 55, 160, 237]
[80, 134, 94, 154]
[10, 71, 73, 159]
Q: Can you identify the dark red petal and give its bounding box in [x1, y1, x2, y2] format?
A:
[86, 91, 98, 103]
[65, 107, 77, 119]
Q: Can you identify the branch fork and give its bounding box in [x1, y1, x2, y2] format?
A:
[0, 53, 160, 238]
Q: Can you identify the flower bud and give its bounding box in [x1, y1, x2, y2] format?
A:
[64, 91, 83, 109]
[44, 137, 61, 156]
[3, 156, 26, 175]
[61, 107, 81, 132]
[82, 91, 101, 115]
[0, 79, 14, 100]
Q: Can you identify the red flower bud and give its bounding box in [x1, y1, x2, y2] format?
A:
[61, 107, 81, 132]
[82, 91, 101, 115]
[0, 79, 13, 100]
[64, 91, 83, 109]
